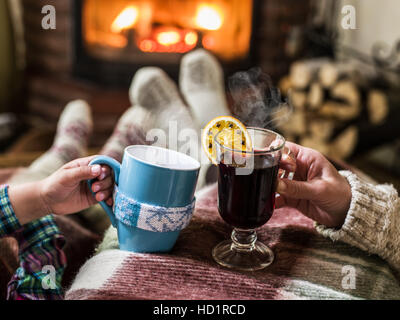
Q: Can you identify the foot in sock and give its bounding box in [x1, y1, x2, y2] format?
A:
[130, 67, 213, 189]
[100, 105, 154, 162]
[179, 49, 231, 128]
[28, 100, 93, 178]
[130, 67, 198, 148]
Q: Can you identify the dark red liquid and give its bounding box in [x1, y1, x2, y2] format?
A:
[217, 159, 279, 229]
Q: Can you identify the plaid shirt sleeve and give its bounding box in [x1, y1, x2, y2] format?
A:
[0, 185, 67, 300]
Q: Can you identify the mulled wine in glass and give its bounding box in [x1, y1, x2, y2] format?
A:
[213, 127, 287, 271]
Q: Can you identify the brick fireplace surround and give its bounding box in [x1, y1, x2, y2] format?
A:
[20, 0, 311, 148]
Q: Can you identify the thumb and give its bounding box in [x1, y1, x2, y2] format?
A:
[277, 178, 317, 200]
[64, 164, 101, 184]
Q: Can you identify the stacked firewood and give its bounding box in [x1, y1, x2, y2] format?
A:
[275, 58, 398, 159]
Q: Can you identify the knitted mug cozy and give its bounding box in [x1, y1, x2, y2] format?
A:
[114, 186, 196, 233]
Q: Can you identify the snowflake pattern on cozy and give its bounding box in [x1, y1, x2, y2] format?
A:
[114, 187, 195, 233]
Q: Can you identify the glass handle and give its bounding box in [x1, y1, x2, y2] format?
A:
[279, 146, 296, 180]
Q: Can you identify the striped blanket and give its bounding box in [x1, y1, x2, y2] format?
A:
[66, 183, 400, 300]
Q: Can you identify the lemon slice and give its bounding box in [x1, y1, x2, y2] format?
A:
[202, 116, 252, 164]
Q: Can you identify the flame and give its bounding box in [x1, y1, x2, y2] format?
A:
[111, 5, 139, 33]
[184, 31, 198, 46]
[138, 28, 198, 53]
[195, 4, 223, 30]
[156, 30, 181, 46]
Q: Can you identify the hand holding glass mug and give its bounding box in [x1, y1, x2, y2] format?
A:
[203, 114, 353, 271]
[212, 126, 294, 271]
[276, 142, 352, 228]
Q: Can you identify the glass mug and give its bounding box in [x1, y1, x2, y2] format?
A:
[213, 127, 294, 271]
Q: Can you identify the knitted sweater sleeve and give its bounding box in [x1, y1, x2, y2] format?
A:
[316, 170, 400, 272]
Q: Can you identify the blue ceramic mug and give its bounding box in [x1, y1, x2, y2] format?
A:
[88, 145, 200, 253]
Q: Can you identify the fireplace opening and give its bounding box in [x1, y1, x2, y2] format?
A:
[73, 0, 258, 86]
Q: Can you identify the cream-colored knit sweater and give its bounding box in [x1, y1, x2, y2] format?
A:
[316, 170, 400, 273]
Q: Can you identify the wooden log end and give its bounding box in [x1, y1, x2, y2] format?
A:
[367, 90, 389, 125]
[307, 82, 324, 110]
[319, 101, 361, 121]
[329, 126, 358, 159]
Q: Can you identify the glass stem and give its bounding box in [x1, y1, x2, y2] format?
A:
[231, 228, 257, 252]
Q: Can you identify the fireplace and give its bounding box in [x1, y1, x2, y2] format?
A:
[74, 0, 258, 85]
[20, 0, 311, 143]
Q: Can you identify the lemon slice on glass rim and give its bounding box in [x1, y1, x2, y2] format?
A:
[202, 116, 253, 164]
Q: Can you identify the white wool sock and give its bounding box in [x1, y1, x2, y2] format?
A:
[100, 105, 154, 162]
[179, 49, 231, 128]
[28, 99, 93, 177]
[130, 67, 210, 189]
[130, 67, 198, 148]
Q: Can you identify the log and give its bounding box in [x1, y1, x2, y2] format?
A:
[318, 80, 361, 120]
[307, 82, 325, 110]
[277, 110, 307, 136]
[331, 80, 360, 107]
[301, 125, 358, 159]
[309, 118, 336, 141]
[318, 60, 381, 89]
[367, 90, 389, 125]
[289, 57, 331, 89]
[300, 135, 330, 155]
[318, 61, 355, 88]
[290, 90, 307, 110]
[329, 125, 358, 159]
[318, 101, 360, 120]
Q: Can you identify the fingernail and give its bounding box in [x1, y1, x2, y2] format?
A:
[92, 184, 100, 192]
[91, 165, 101, 175]
[277, 180, 287, 193]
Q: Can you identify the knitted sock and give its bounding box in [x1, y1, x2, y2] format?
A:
[100, 106, 153, 162]
[130, 67, 198, 148]
[179, 49, 231, 128]
[130, 67, 211, 189]
[9, 100, 92, 185]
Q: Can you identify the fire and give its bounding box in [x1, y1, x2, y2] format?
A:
[156, 30, 181, 46]
[138, 27, 198, 53]
[195, 4, 223, 30]
[84, 0, 252, 60]
[139, 39, 156, 52]
[184, 31, 198, 46]
[111, 5, 139, 33]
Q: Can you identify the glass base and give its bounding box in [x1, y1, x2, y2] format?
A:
[212, 230, 274, 271]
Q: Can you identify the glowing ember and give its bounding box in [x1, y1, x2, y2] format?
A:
[138, 27, 198, 53]
[111, 5, 139, 33]
[139, 39, 156, 52]
[156, 30, 181, 46]
[184, 31, 198, 46]
[195, 5, 223, 30]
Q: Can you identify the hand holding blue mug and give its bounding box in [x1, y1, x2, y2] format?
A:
[88, 145, 200, 253]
